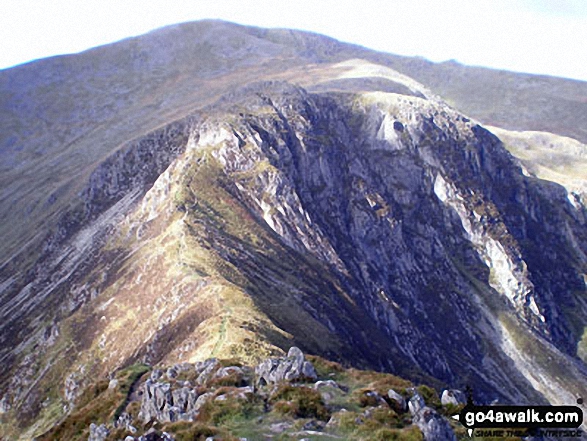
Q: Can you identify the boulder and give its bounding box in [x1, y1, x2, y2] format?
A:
[140, 381, 175, 423]
[407, 390, 426, 415]
[172, 386, 199, 418]
[150, 369, 163, 381]
[194, 391, 215, 411]
[114, 411, 133, 429]
[166, 367, 178, 379]
[313, 380, 341, 390]
[407, 388, 457, 441]
[411, 406, 457, 441]
[195, 358, 221, 385]
[88, 423, 110, 441]
[441, 389, 467, 406]
[140, 379, 202, 423]
[255, 347, 317, 386]
[387, 389, 407, 412]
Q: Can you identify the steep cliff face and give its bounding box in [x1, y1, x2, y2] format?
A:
[1, 76, 586, 437]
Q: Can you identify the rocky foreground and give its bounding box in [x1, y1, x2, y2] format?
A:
[40, 348, 469, 441]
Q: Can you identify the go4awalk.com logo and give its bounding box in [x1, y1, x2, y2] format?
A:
[452, 403, 583, 438]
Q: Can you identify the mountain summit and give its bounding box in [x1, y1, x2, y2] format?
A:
[0, 20, 586, 439]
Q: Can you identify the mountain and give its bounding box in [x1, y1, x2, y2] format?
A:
[0, 20, 586, 439]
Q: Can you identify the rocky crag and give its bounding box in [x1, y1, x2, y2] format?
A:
[41, 347, 464, 440]
[0, 21, 586, 438]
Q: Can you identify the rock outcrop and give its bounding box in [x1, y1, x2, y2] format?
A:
[408, 390, 457, 441]
[441, 389, 467, 407]
[88, 423, 109, 441]
[255, 347, 318, 386]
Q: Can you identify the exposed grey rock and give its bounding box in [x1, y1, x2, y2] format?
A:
[166, 367, 178, 379]
[314, 379, 341, 390]
[88, 423, 110, 441]
[314, 380, 345, 403]
[64, 372, 82, 405]
[140, 381, 174, 423]
[411, 406, 457, 441]
[108, 378, 119, 389]
[195, 358, 221, 385]
[4, 57, 587, 433]
[255, 347, 317, 386]
[173, 362, 194, 372]
[441, 389, 467, 406]
[194, 391, 215, 411]
[387, 389, 407, 412]
[408, 390, 426, 415]
[150, 369, 163, 381]
[215, 365, 244, 378]
[270, 421, 293, 433]
[172, 386, 198, 414]
[361, 390, 386, 407]
[140, 379, 202, 423]
[302, 420, 326, 431]
[114, 411, 133, 429]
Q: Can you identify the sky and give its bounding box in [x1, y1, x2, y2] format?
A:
[0, 0, 586, 81]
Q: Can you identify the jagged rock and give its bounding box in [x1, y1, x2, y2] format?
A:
[150, 369, 163, 381]
[407, 388, 456, 441]
[172, 386, 198, 414]
[140, 381, 174, 423]
[173, 362, 194, 372]
[213, 365, 247, 386]
[166, 367, 178, 379]
[441, 389, 466, 406]
[195, 358, 221, 385]
[411, 407, 457, 441]
[407, 390, 426, 415]
[387, 389, 407, 412]
[88, 423, 110, 441]
[255, 347, 317, 386]
[64, 372, 82, 404]
[194, 391, 215, 411]
[140, 379, 201, 423]
[114, 411, 133, 429]
[108, 378, 119, 389]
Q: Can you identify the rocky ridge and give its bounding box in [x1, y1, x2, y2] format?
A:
[41, 347, 465, 440]
[1, 79, 586, 438]
[0, 21, 586, 439]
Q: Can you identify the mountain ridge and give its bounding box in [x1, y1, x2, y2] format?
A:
[0, 20, 586, 439]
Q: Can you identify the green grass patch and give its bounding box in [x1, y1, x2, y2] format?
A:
[270, 385, 330, 421]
